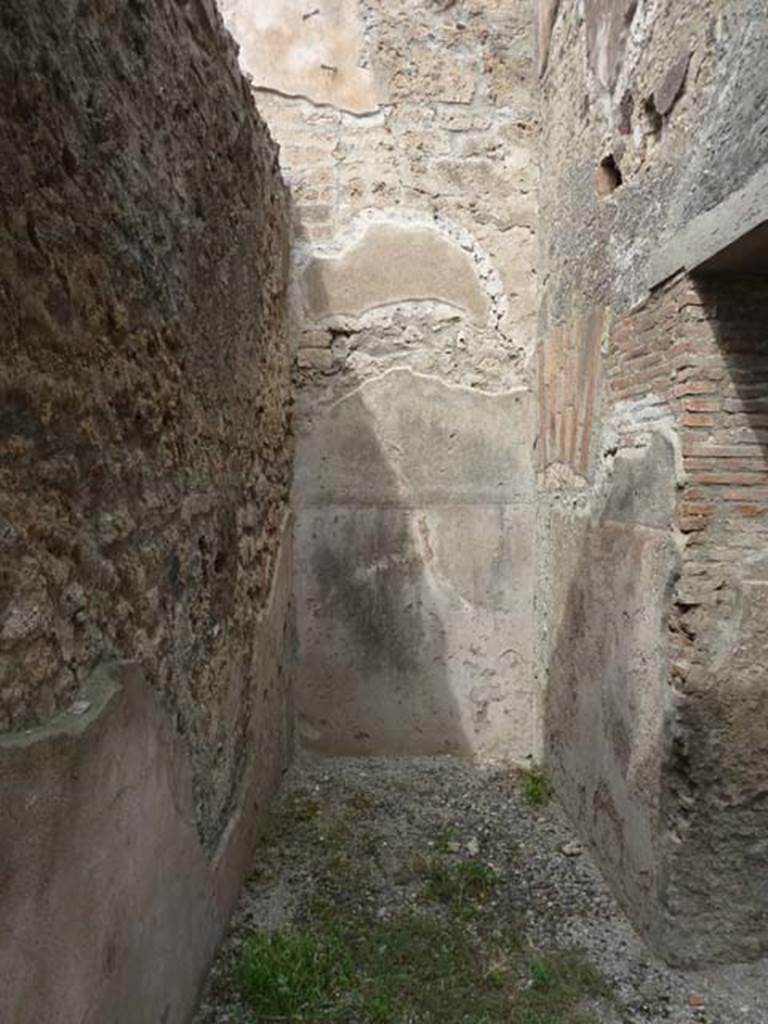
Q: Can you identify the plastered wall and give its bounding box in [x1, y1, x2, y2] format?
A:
[221, 0, 540, 759]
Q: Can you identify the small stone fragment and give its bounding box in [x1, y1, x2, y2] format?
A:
[296, 348, 335, 372]
[561, 840, 583, 857]
[654, 51, 692, 117]
[617, 89, 634, 135]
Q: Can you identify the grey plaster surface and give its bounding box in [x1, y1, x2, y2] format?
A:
[649, 163, 768, 286]
[293, 369, 536, 761]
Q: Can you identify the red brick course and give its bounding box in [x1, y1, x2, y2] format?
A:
[603, 275, 768, 691]
[537, 308, 607, 476]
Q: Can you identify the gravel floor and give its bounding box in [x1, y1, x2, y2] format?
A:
[195, 756, 768, 1024]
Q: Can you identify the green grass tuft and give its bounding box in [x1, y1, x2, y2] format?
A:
[235, 915, 608, 1024]
[236, 912, 511, 1023]
[227, 773, 612, 1024]
[237, 929, 353, 1019]
[422, 856, 498, 910]
[510, 951, 610, 1024]
[522, 766, 554, 807]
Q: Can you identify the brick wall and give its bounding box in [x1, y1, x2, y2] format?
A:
[608, 276, 768, 698]
[536, 0, 768, 967]
[537, 308, 607, 477]
[539, 272, 768, 963]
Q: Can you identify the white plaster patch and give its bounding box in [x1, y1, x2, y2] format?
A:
[218, 0, 383, 114]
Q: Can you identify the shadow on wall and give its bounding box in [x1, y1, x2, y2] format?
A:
[543, 430, 681, 948]
[291, 249, 471, 757]
[655, 273, 768, 964]
[691, 273, 768, 460]
[544, 275, 768, 966]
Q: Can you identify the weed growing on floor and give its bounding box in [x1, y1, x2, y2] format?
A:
[510, 951, 609, 1024]
[422, 856, 498, 911]
[431, 825, 460, 854]
[238, 930, 353, 1019]
[522, 765, 554, 807]
[235, 864, 608, 1023]
[235, 911, 606, 1024]
[222, 773, 611, 1024]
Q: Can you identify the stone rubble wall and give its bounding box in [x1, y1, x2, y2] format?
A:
[220, 0, 540, 759]
[536, 0, 768, 965]
[0, 1, 293, 1019]
[0, 0, 293, 850]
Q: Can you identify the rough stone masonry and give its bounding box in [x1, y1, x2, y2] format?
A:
[0, 2, 293, 1022]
